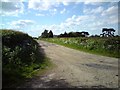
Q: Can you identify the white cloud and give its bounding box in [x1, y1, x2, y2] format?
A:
[84, 1, 104, 5]
[49, 8, 57, 15]
[84, 6, 104, 14]
[0, 1, 24, 16]
[36, 13, 45, 16]
[51, 15, 90, 34]
[72, 15, 76, 19]
[76, 15, 89, 22]
[56, 0, 74, 6]
[28, 0, 60, 11]
[62, 1, 70, 6]
[102, 15, 118, 25]
[56, 10, 118, 35]
[10, 20, 35, 29]
[65, 15, 89, 26]
[60, 8, 66, 14]
[101, 6, 118, 16]
[28, 0, 80, 11]
[28, 0, 119, 14]
[1, 0, 23, 2]
[84, 0, 119, 5]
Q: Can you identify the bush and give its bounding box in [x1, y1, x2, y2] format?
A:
[2, 29, 45, 87]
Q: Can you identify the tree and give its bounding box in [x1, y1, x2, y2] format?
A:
[63, 31, 68, 37]
[101, 28, 115, 37]
[48, 30, 53, 38]
[41, 30, 54, 38]
[68, 32, 75, 37]
[58, 31, 90, 37]
[81, 31, 89, 37]
[41, 29, 48, 38]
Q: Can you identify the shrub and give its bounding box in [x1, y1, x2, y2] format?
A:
[2, 29, 45, 87]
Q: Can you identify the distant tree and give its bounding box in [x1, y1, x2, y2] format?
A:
[58, 34, 62, 37]
[41, 29, 49, 38]
[58, 31, 89, 38]
[48, 30, 53, 38]
[94, 35, 100, 37]
[81, 31, 89, 37]
[63, 31, 68, 37]
[41, 30, 54, 38]
[68, 32, 80, 37]
[100, 28, 115, 37]
[90, 35, 94, 37]
[68, 32, 75, 37]
[76, 32, 82, 37]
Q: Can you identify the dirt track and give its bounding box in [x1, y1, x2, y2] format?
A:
[19, 40, 118, 88]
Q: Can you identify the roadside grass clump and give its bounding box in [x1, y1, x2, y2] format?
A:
[40, 37, 120, 58]
[1, 29, 51, 87]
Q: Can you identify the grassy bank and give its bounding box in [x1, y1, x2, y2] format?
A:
[40, 37, 120, 58]
[1, 29, 53, 88]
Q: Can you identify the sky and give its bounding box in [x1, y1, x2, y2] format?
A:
[0, 0, 119, 37]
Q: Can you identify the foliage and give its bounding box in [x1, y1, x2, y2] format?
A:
[48, 30, 53, 38]
[41, 29, 49, 38]
[40, 37, 120, 58]
[58, 31, 89, 37]
[41, 29, 53, 38]
[100, 28, 115, 37]
[2, 29, 49, 87]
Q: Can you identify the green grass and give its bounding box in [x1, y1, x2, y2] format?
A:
[10, 57, 54, 88]
[40, 37, 120, 58]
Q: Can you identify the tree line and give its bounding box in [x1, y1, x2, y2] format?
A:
[40, 28, 118, 38]
[58, 31, 89, 37]
[40, 29, 89, 38]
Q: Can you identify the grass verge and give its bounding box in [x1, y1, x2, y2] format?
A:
[40, 37, 120, 58]
[14, 57, 55, 88]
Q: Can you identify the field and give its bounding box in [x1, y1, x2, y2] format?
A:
[40, 37, 120, 58]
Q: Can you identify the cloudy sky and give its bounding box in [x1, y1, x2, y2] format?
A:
[0, 0, 119, 37]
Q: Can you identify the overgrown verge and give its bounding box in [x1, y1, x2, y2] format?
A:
[1, 29, 51, 88]
[40, 37, 120, 58]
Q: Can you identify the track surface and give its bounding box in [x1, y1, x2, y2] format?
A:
[19, 40, 118, 88]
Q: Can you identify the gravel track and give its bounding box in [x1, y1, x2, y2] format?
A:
[18, 40, 118, 88]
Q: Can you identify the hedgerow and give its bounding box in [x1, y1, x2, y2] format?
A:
[2, 29, 46, 87]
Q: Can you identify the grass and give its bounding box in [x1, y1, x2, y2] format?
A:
[40, 37, 120, 58]
[10, 57, 54, 88]
[33, 57, 56, 77]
